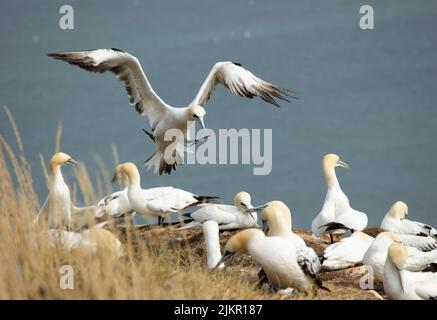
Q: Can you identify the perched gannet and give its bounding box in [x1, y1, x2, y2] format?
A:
[176, 191, 257, 230]
[383, 242, 437, 300]
[36, 152, 96, 229]
[321, 231, 374, 270]
[216, 228, 326, 293]
[260, 203, 325, 289]
[202, 220, 224, 269]
[95, 164, 133, 222]
[48, 227, 123, 258]
[48, 49, 295, 175]
[363, 232, 437, 281]
[118, 162, 217, 224]
[311, 154, 368, 242]
[381, 201, 437, 239]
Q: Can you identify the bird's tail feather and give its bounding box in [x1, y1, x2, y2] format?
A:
[173, 221, 202, 230]
[189, 196, 220, 208]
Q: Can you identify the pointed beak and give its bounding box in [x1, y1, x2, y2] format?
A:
[196, 117, 206, 130]
[213, 252, 235, 270]
[262, 221, 269, 234]
[245, 204, 268, 213]
[66, 158, 78, 165]
[337, 160, 351, 169]
[111, 173, 119, 184]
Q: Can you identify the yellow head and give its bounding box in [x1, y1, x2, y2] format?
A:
[111, 164, 128, 186]
[189, 105, 206, 129]
[214, 229, 262, 269]
[387, 242, 408, 269]
[386, 201, 408, 220]
[234, 191, 253, 211]
[322, 153, 350, 170]
[119, 162, 141, 185]
[261, 202, 292, 235]
[49, 152, 77, 173]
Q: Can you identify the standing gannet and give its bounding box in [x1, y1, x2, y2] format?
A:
[175, 191, 257, 230]
[118, 162, 217, 224]
[215, 228, 327, 293]
[48, 49, 295, 175]
[363, 232, 437, 281]
[321, 231, 374, 270]
[259, 203, 325, 290]
[202, 220, 224, 269]
[381, 201, 437, 239]
[36, 152, 78, 229]
[311, 154, 368, 242]
[383, 242, 437, 300]
[95, 164, 133, 222]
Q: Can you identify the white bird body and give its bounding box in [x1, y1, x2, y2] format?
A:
[383, 242, 437, 300]
[48, 227, 123, 258]
[177, 192, 256, 230]
[322, 231, 374, 270]
[363, 232, 437, 281]
[381, 201, 437, 239]
[258, 202, 324, 291]
[119, 162, 215, 220]
[202, 220, 224, 269]
[311, 154, 368, 237]
[36, 153, 78, 229]
[95, 188, 132, 219]
[245, 230, 315, 292]
[49, 49, 294, 175]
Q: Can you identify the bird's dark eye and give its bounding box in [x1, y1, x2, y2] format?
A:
[240, 202, 247, 207]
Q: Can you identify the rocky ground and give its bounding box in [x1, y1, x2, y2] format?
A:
[128, 224, 386, 300]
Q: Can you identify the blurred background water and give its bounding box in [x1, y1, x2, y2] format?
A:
[1, 0, 436, 228]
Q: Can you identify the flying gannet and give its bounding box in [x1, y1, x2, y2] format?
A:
[48, 48, 295, 174]
[117, 162, 217, 224]
[175, 191, 257, 230]
[311, 154, 368, 242]
[363, 231, 437, 281]
[381, 201, 437, 239]
[215, 227, 327, 293]
[383, 242, 437, 300]
[36, 152, 96, 230]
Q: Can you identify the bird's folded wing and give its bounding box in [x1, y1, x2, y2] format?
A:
[415, 277, 437, 300]
[400, 234, 437, 252]
[405, 248, 437, 271]
[48, 48, 168, 128]
[191, 205, 236, 225]
[190, 61, 295, 107]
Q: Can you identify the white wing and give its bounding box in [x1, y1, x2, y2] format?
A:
[48, 48, 168, 128]
[191, 61, 295, 107]
[190, 204, 237, 225]
[141, 187, 197, 213]
[400, 234, 437, 252]
[405, 247, 437, 271]
[415, 276, 437, 300]
[311, 200, 335, 236]
[322, 232, 373, 270]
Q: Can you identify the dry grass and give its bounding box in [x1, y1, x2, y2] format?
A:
[0, 108, 381, 300]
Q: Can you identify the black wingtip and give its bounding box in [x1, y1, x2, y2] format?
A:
[232, 61, 242, 67]
[111, 48, 124, 52]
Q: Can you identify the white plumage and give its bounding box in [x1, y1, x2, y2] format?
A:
[363, 231, 437, 281]
[383, 242, 437, 300]
[381, 201, 437, 239]
[322, 231, 374, 270]
[311, 154, 368, 239]
[118, 162, 216, 222]
[176, 191, 257, 230]
[48, 49, 294, 175]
